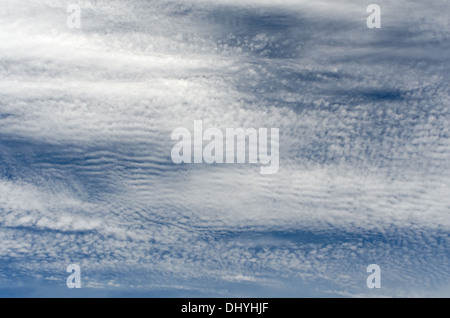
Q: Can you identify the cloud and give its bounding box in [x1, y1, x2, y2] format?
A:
[0, 0, 448, 296]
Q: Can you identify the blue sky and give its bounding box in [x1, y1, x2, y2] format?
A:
[0, 0, 449, 297]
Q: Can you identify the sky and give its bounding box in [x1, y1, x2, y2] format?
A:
[0, 0, 449, 297]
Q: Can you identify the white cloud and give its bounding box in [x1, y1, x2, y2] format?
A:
[0, 0, 448, 297]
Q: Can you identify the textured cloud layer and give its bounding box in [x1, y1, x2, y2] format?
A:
[0, 0, 449, 297]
